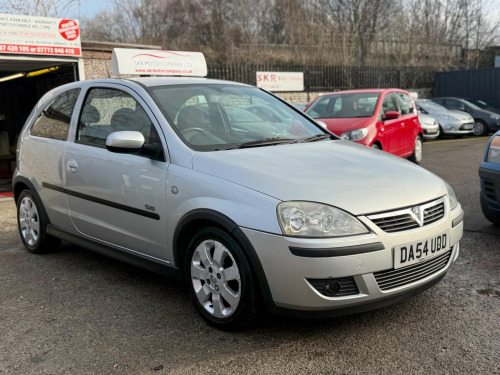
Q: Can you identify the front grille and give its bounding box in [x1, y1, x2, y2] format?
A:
[369, 198, 445, 233]
[483, 179, 496, 200]
[423, 201, 445, 225]
[371, 214, 420, 232]
[307, 277, 359, 297]
[374, 250, 451, 291]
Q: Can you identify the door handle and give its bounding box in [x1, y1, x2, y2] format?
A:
[66, 159, 78, 174]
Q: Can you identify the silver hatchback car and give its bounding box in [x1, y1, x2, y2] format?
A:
[14, 76, 464, 329]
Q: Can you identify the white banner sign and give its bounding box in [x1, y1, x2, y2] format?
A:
[112, 49, 207, 77]
[0, 14, 81, 57]
[256, 72, 304, 92]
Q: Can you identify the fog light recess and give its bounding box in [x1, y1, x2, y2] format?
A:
[307, 277, 360, 297]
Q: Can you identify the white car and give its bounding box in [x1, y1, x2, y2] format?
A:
[418, 112, 440, 140]
[13, 50, 464, 329]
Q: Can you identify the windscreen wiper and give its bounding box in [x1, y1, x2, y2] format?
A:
[226, 137, 296, 150]
[295, 134, 333, 143]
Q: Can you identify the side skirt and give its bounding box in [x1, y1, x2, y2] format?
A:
[47, 224, 183, 281]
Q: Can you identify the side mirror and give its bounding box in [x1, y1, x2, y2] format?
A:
[384, 111, 400, 120]
[106, 131, 145, 153]
[316, 120, 328, 129]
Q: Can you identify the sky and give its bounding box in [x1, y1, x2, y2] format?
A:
[74, 0, 109, 20]
[75, 0, 500, 21]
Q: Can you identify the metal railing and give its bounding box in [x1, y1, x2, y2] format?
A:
[207, 63, 435, 91]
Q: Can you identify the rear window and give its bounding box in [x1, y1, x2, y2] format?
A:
[306, 93, 380, 119]
[30, 88, 80, 141]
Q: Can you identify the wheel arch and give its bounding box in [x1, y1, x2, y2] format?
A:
[173, 208, 274, 307]
[13, 175, 41, 207]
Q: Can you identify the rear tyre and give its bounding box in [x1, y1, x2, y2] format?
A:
[16, 190, 61, 253]
[409, 135, 423, 164]
[185, 227, 259, 330]
[480, 194, 500, 226]
[473, 120, 488, 136]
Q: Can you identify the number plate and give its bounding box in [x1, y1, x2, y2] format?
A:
[394, 231, 449, 269]
[463, 124, 473, 130]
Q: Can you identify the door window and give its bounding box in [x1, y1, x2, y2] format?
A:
[77, 88, 163, 159]
[382, 93, 400, 117]
[30, 88, 81, 140]
[444, 99, 465, 111]
[396, 93, 414, 115]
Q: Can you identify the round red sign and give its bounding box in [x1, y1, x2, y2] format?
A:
[58, 19, 80, 41]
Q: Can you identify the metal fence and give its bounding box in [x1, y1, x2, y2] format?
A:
[435, 67, 500, 109]
[207, 63, 435, 91]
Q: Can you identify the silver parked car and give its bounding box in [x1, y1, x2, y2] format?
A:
[416, 99, 474, 137]
[417, 112, 440, 140]
[14, 77, 464, 329]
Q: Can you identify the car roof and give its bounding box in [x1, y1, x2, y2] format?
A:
[433, 97, 464, 101]
[59, 77, 251, 89]
[319, 88, 406, 96]
[128, 77, 250, 88]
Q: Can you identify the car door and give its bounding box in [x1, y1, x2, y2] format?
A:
[378, 93, 403, 154]
[64, 84, 169, 260]
[444, 99, 466, 113]
[396, 92, 419, 155]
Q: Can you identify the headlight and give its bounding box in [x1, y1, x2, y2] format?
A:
[440, 115, 457, 121]
[489, 114, 500, 121]
[486, 135, 500, 163]
[444, 181, 458, 210]
[340, 128, 368, 141]
[277, 201, 369, 237]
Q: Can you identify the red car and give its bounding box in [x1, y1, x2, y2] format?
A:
[304, 89, 424, 163]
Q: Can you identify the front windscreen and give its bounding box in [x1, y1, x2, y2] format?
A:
[305, 93, 380, 119]
[150, 84, 325, 151]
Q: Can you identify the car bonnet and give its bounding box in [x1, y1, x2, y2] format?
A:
[191, 140, 446, 216]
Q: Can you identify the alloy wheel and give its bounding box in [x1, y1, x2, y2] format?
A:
[19, 196, 40, 246]
[190, 239, 241, 318]
[414, 137, 423, 163]
[474, 121, 485, 136]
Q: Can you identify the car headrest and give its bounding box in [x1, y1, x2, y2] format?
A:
[81, 104, 100, 125]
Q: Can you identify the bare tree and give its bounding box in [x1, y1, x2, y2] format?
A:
[0, 0, 85, 18]
[80, 0, 500, 69]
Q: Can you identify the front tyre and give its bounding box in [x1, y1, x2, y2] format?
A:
[185, 227, 258, 330]
[409, 135, 423, 164]
[17, 190, 61, 253]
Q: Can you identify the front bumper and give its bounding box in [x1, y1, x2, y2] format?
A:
[242, 203, 463, 313]
[479, 164, 500, 209]
[439, 120, 474, 135]
[422, 125, 440, 140]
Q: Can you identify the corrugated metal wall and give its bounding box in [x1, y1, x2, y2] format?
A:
[434, 68, 500, 108]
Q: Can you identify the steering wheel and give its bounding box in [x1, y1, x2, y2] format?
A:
[181, 127, 211, 142]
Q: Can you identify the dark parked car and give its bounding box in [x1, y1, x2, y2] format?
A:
[479, 130, 500, 225]
[463, 98, 500, 115]
[432, 97, 500, 136]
